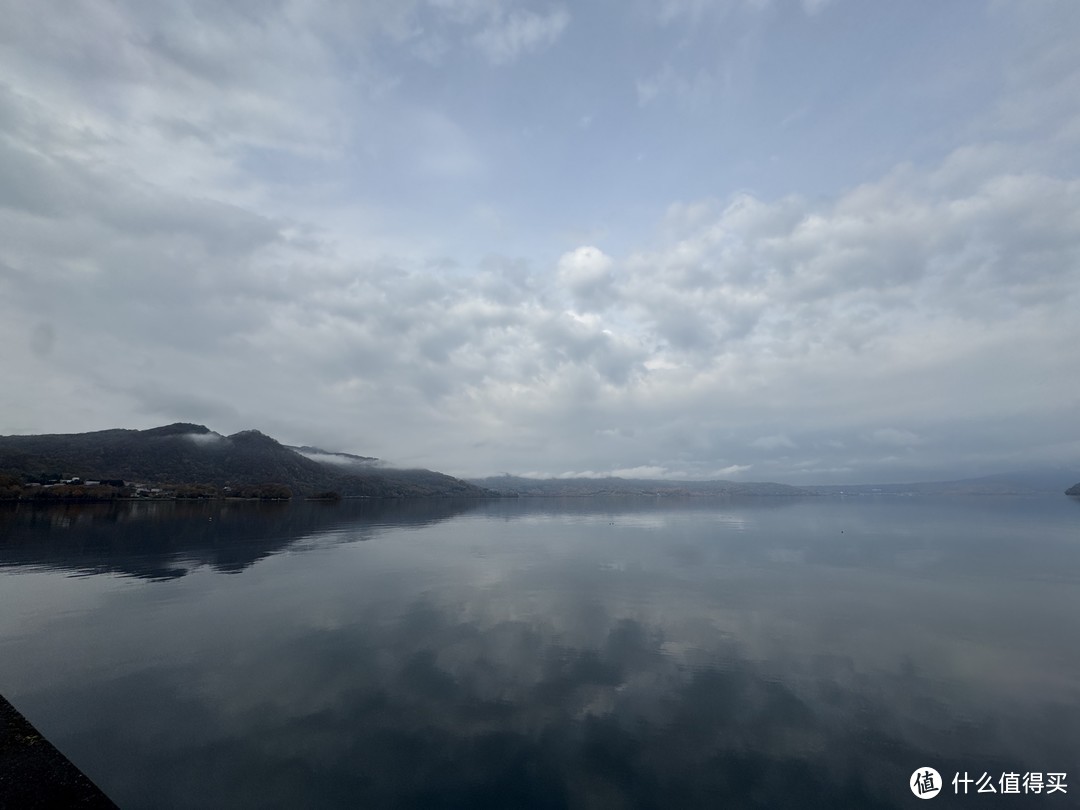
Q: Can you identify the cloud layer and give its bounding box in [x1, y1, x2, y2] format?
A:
[2, 0, 1079, 482]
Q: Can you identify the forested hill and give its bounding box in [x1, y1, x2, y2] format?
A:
[0, 423, 493, 498]
[469, 475, 812, 497]
[1067, 483, 1080, 496]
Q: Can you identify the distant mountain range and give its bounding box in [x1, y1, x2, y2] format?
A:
[468, 475, 812, 497]
[0, 423, 492, 498]
[804, 469, 1080, 496]
[470, 469, 1080, 498]
[3, 424, 1077, 499]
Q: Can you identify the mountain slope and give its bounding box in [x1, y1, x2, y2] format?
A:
[0, 424, 493, 497]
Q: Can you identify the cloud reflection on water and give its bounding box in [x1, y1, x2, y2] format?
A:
[2, 497, 1079, 808]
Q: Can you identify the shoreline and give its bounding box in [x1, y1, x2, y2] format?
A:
[0, 693, 117, 809]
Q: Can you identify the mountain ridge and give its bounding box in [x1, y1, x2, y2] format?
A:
[470, 468, 1080, 498]
[0, 423, 492, 498]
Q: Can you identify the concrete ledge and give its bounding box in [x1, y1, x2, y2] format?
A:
[0, 694, 117, 808]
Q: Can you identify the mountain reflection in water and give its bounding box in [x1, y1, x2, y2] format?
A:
[1, 496, 1078, 808]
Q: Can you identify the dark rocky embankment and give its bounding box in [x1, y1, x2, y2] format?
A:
[0, 693, 117, 808]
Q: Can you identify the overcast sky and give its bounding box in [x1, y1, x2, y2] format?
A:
[1, 0, 1078, 483]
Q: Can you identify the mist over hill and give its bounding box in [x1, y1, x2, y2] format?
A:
[289, 446, 379, 466]
[0, 424, 492, 498]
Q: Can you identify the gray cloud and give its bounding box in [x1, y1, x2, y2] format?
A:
[1, 0, 1078, 482]
[29, 322, 56, 359]
[472, 6, 570, 64]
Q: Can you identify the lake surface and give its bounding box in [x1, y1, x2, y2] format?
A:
[1, 496, 1078, 808]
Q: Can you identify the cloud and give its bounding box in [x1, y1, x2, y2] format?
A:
[751, 434, 796, 450]
[186, 432, 226, 446]
[867, 429, 923, 448]
[297, 451, 377, 467]
[0, 1, 1078, 483]
[655, 0, 768, 25]
[472, 7, 569, 64]
[29, 322, 56, 358]
[4, 108, 1079, 478]
[636, 64, 714, 108]
[714, 464, 752, 476]
[555, 245, 614, 308]
[800, 0, 832, 15]
[533, 466, 677, 479]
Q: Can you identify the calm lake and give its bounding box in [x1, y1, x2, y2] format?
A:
[1, 496, 1078, 808]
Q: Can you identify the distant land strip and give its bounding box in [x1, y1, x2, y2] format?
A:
[466, 475, 812, 497]
[2, 423, 1078, 500]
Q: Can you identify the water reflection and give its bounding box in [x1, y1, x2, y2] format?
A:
[0, 499, 485, 580]
[1, 497, 1078, 808]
